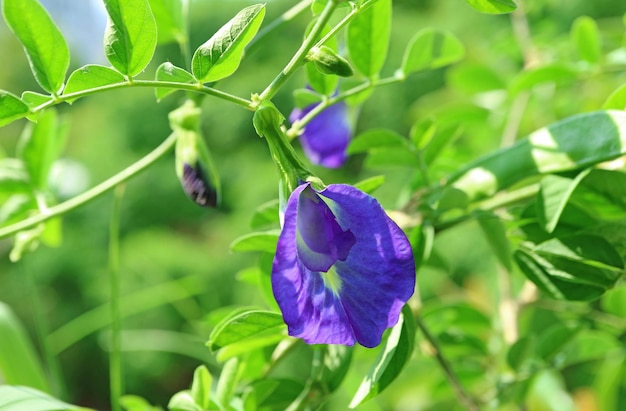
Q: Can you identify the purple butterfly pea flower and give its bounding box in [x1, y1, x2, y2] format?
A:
[272, 182, 415, 347]
[289, 101, 351, 169]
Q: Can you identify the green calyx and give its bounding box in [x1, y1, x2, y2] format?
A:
[253, 101, 318, 194]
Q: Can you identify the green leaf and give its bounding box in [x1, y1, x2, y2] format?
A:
[536, 169, 591, 233]
[293, 88, 323, 109]
[243, 379, 303, 411]
[208, 309, 284, 351]
[447, 63, 506, 94]
[535, 323, 581, 362]
[229, 230, 280, 253]
[525, 369, 576, 411]
[601, 283, 626, 317]
[474, 211, 512, 271]
[464, 0, 517, 14]
[0, 159, 31, 195]
[603, 82, 626, 110]
[408, 222, 434, 272]
[64, 65, 126, 101]
[0, 386, 89, 411]
[571, 16, 601, 64]
[509, 64, 578, 96]
[215, 358, 241, 409]
[154, 62, 195, 101]
[103, 0, 157, 76]
[148, 0, 186, 44]
[321, 345, 353, 393]
[0, 303, 49, 392]
[570, 170, 626, 221]
[0, 91, 29, 127]
[168, 391, 202, 411]
[421, 123, 462, 166]
[365, 147, 419, 168]
[306, 62, 339, 96]
[17, 108, 66, 191]
[190, 365, 212, 410]
[119, 395, 162, 411]
[191, 4, 266, 83]
[353, 175, 385, 194]
[347, 129, 410, 154]
[448, 110, 626, 202]
[21, 92, 52, 110]
[250, 199, 280, 229]
[514, 234, 624, 301]
[349, 305, 415, 407]
[2, 0, 69, 94]
[347, 0, 392, 78]
[401, 29, 465, 76]
[409, 117, 437, 149]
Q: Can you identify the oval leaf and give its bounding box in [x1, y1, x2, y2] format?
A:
[191, 4, 266, 83]
[0, 91, 29, 127]
[571, 16, 601, 64]
[0, 385, 85, 411]
[148, 0, 187, 44]
[155, 62, 195, 101]
[348, 129, 410, 154]
[347, 0, 392, 78]
[465, 0, 517, 14]
[103, 0, 157, 76]
[208, 309, 284, 351]
[349, 305, 415, 407]
[448, 110, 626, 201]
[510, 64, 578, 96]
[401, 29, 465, 76]
[230, 230, 279, 253]
[2, 0, 70, 94]
[536, 170, 591, 233]
[64, 65, 126, 100]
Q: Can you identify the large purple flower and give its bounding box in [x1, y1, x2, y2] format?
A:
[272, 182, 415, 347]
[289, 102, 351, 168]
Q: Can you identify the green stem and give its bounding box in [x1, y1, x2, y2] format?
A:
[0, 133, 177, 239]
[33, 81, 254, 113]
[286, 76, 402, 138]
[258, 0, 339, 102]
[416, 316, 480, 411]
[108, 184, 125, 411]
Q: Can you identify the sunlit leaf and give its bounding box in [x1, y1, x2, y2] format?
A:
[190, 365, 212, 410]
[17, 108, 66, 191]
[250, 199, 280, 229]
[401, 29, 465, 76]
[464, 0, 517, 14]
[154, 62, 195, 101]
[353, 175, 385, 194]
[421, 123, 462, 166]
[347, 129, 410, 154]
[0, 303, 49, 392]
[208, 309, 284, 351]
[349, 305, 415, 407]
[321, 345, 353, 393]
[20, 92, 52, 110]
[0, 91, 29, 127]
[103, 0, 157, 76]
[215, 358, 241, 409]
[148, 0, 186, 44]
[2, 0, 69, 93]
[448, 110, 626, 201]
[509, 64, 578, 95]
[347, 0, 392, 78]
[603, 82, 626, 110]
[229, 230, 280, 253]
[571, 16, 601, 64]
[64, 65, 126, 101]
[0, 385, 88, 411]
[192, 4, 265, 83]
[475, 210, 512, 271]
[525, 369, 576, 411]
[536, 169, 591, 233]
[0, 159, 31, 195]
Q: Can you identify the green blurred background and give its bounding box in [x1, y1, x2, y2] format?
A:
[1, 0, 626, 409]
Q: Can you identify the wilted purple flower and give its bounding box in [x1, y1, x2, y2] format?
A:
[181, 163, 218, 207]
[289, 101, 351, 168]
[272, 182, 415, 347]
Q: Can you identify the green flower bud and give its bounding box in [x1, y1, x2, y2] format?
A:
[307, 46, 354, 77]
[170, 101, 220, 208]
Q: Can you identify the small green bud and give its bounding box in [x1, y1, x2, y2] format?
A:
[307, 46, 354, 77]
[171, 101, 220, 208]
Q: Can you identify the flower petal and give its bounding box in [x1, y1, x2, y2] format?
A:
[290, 101, 351, 168]
[272, 183, 415, 347]
[296, 185, 356, 272]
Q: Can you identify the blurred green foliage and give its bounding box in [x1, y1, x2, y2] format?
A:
[1, 0, 626, 410]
